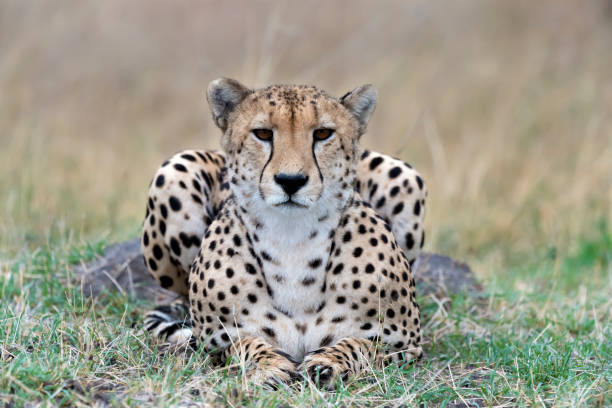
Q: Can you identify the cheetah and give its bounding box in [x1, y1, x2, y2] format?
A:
[141, 78, 427, 387]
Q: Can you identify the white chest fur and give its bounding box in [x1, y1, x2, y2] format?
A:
[245, 208, 338, 318]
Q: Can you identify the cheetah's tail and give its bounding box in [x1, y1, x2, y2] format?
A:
[143, 300, 196, 348]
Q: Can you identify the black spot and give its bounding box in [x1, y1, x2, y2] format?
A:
[152, 244, 163, 260]
[226, 268, 234, 278]
[143, 231, 149, 246]
[179, 232, 193, 248]
[416, 175, 424, 190]
[414, 201, 421, 216]
[353, 280, 361, 289]
[148, 258, 157, 271]
[159, 220, 166, 236]
[248, 294, 258, 303]
[360, 323, 373, 330]
[332, 264, 344, 275]
[369, 156, 384, 170]
[262, 327, 275, 338]
[405, 233, 415, 250]
[370, 238, 378, 247]
[336, 296, 346, 304]
[390, 186, 400, 197]
[174, 163, 187, 172]
[386, 309, 396, 318]
[320, 335, 333, 347]
[302, 277, 316, 286]
[308, 258, 322, 268]
[207, 279, 215, 289]
[170, 237, 181, 256]
[181, 153, 197, 162]
[232, 235, 242, 247]
[231, 285, 239, 294]
[365, 263, 375, 273]
[160, 204, 168, 219]
[389, 166, 402, 178]
[155, 174, 165, 187]
[376, 196, 386, 208]
[342, 231, 352, 243]
[192, 179, 201, 192]
[169, 196, 182, 211]
[159, 275, 173, 288]
[393, 202, 404, 215]
[191, 194, 202, 204]
[245, 263, 257, 275]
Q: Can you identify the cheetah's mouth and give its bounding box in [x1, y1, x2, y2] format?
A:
[274, 199, 308, 209]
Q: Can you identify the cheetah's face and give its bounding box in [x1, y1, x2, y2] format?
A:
[207, 79, 377, 214]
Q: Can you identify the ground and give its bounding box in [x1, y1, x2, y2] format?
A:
[1, 223, 610, 406]
[1, 1, 612, 407]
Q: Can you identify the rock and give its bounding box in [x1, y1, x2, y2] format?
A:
[73, 238, 481, 302]
[72, 238, 179, 303]
[413, 252, 482, 298]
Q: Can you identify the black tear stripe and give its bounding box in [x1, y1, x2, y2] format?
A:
[311, 141, 324, 183]
[259, 139, 275, 184]
[310, 102, 324, 182]
[290, 105, 295, 131]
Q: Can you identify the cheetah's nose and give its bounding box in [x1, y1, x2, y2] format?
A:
[274, 173, 309, 196]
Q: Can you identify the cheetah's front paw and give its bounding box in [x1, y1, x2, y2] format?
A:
[303, 350, 350, 389]
[244, 349, 300, 388]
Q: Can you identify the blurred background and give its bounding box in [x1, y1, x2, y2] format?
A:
[1, 0, 611, 280]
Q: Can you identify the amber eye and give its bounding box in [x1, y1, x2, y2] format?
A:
[252, 129, 273, 141]
[313, 128, 334, 141]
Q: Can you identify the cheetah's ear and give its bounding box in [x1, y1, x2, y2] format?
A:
[207, 78, 252, 131]
[340, 84, 377, 133]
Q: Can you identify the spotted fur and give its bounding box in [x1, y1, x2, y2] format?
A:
[141, 79, 427, 386]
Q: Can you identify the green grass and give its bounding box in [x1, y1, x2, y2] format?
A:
[1, 224, 610, 407]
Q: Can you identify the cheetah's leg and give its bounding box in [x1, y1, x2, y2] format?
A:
[356, 150, 428, 266]
[302, 338, 383, 388]
[221, 336, 299, 388]
[141, 150, 229, 296]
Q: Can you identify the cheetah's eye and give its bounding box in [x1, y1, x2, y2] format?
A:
[252, 129, 273, 141]
[313, 128, 334, 141]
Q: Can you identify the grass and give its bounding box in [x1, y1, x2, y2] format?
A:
[1, 1, 612, 406]
[1, 224, 610, 407]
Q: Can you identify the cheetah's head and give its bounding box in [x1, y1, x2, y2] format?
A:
[207, 78, 376, 218]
